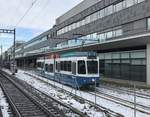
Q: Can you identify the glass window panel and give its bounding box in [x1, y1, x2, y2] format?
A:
[90, 14, 93, 22]
[71, 24, 74, 30]
[121, 59, 130, 63]
[113, 60, 120, 63]
[78, 60, 86, 74]
[115, 29, 123, 37]
[131, 51, 146, 58]
[112, 53, 120, 59]
[105, 53, 112, 59]
[106, 31, 113, 38]
[92, 12, 98, 21]
[97, 11, 101, 19]
[68, 25, 71, 31]
[105, 60, 112, 63]
[106, 5, 113, 16]
[85, 17, 88, 24]
[131, 59, 142, 65]
[64, 27, 67, 33]
[90, 14, 96, 22]
[121, 52, 130, 58]
[137, 0, 145, 3]
[79, 20, 82, 26]
[93, 33, 97, 39]
[148, 18, 150, 30]
[82, 19, 85, 25]
[99, 53, 105, 60]
[87, 61, 98, 74]
[114, 2, 123, 12]
[74, 23, 76, 29]
[99, 33, 106, 42]
[141, 59, 146, 65]
[122, 1, 126, 8]
[100, 9, 105, 18]
[126, 0, 134, 8]
[76, 22, 80, 28]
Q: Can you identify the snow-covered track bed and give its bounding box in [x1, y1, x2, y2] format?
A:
[24, 72, 124, 117]
[99, 85, 150, 100]
[88, 87, 150, 115]
[0, 71, 84, 117]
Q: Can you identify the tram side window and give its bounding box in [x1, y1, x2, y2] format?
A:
[87, 61, 98, 74]
[67, 61, 71, 72]
[49, 64, 54, 73]
[60, 61, 71, 72]
[56, 62, 60, 72]
[37, 62, 41, 68]
[41, 62, 44, 68]
[37, 62, 43, 68]
[64, 61, 67, 71]
[45, 64, 48, 71]
[60, 61, 64, 71]
[56, 62, 57, 70]
[78, 60, 86, 74]
[72, 62, 76, 75]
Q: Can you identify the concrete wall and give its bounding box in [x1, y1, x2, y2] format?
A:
[56, 0, 101, 25]
[56, 0, 150, 40]
[147, 44, 150, 85]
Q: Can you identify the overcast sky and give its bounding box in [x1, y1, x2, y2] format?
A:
[0, 0, 82, 51]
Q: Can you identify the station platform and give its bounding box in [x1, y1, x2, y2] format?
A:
[100, 77, 150, 89]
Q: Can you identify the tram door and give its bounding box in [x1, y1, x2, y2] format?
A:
[72, 62, 76, 75]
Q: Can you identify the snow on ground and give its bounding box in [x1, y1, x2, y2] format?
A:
[103, 83, 150, 96]
[0, 88, 10, 117]
[3, 68, 150, 117]
[5, 69, 104, 117]
[98, 87, 150, 107]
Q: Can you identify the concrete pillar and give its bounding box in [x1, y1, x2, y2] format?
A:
[146, 44, 150, 85]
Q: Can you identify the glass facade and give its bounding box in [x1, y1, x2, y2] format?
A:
[56, 26, 123, 50]
[57, 0, 145, 36]
[148, 18, 150, 30]
[99, 50, 146, 82]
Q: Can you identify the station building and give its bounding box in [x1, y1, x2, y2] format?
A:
[13, 0, 150, 86]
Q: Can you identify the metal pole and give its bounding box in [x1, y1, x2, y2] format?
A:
[24, 58, 25, 73]
[1, 45, 2, 68]
[134, 83, 136, 117]
[95, 77, 97, 105]
[54, 55, 56, 87]
[12, 28, 16, 75]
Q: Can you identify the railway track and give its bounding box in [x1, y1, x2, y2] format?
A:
[88, 88, 150, 115]
[24, 71, 124, 117]
[99, 85, 150, 100]
[0, 71, 85, 117]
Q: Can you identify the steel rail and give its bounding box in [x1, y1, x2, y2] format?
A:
[99, 85, 150, 99]
[25, 71, 125, 117]
[88, 88, 150, 115]
[0, 72, 64, 117]
[2, 70, 85, 117]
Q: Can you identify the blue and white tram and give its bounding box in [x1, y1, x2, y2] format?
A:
[36, 52, 100, 88]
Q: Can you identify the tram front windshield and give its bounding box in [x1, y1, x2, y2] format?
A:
[87, 61, 98, 74]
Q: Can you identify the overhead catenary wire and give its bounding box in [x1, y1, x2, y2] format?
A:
[14, 0, 38, 28]
[29, 0, 50, 26]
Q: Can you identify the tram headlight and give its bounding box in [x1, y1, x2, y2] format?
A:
[92, 79, 95, 82]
